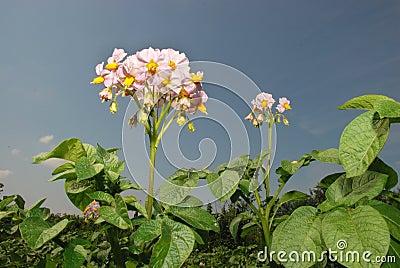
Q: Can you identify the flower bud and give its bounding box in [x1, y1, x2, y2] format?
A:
[109, 101, 118, 114]
[177, 113, 186, 126]
[245, 113, 254, 121]
[257, 113, 265, 122]
[187, 121, 195, 132]
[283, 118, 289, 126]
[252, 118, 260, 128]
[139, 108, 149, 124]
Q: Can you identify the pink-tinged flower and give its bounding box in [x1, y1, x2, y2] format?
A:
[187, 90, 208, 114]
[160, 48, 189, 72]
[276, 97, 292, 113]
[118, 55, 146, 90]
[106, 48, 127, 71]
[99, 88, 112, 102]
[90, 62, 110, 84]
[136, 47, 164, 76]
[82, 200, 100, 218]
[251, 92, 275, 111]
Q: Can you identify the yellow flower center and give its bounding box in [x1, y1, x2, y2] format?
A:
[124, 76, 135, 87]
[198, 103, 208, 114]
[261, 100, 269, 108]
[283, 103, 292, 110]
[105, 62, 118, 71]
[169, 61, 176, 70]
[91, 76, 105, 84]
[162, 79, 171, 86]
[146, 59, 159, 74]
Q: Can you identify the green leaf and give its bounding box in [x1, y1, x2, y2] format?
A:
[368, 158, 398, 190]
[48, 168, 77, 182]
[66, 180, 92, 194]
[27, 197, 47, 211]
[278, 191, 309, 206]
[158, 171, 199, 205]
[125, 196, 148, 219]
[176, 196, 203, 207]
[311, 148, 340, 164]
[339, 111, 390, 178]
[319, 171, 387, 211]
[19, 217, 68, 249]
[0, 211, 14, 220]
[83, 143, 97, 164]
[271, 206, 323, 268]
[322, 206, 390, 267]
[361, 200, 400, 242]
[0, 196, 16, 211]
[65, 178, 94, 211]
[316, 173, 344, 189]
[382, 239, 400, 268]
[119, 179, 143, 191]
[99, 194, 132, 230]
[88, 191, 114, 204]
[374, 99, 400, 118]
[132, 219, 162, 247]
[75, 156, 104, 181]
[229, 212, 252, 240]
[338, 94, 395, 110]
[63, 239, 89, 268]
[206, 170, 240, 202]
[33, 138, 86, 164]
[51, 162, 75, 175]
[192, 229, 205, 245]
[167, 206, 219, 232]
[150, 218, 195, 268]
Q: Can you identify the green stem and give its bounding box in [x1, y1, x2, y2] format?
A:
[267, 182, 286, 230]
[106, 228, 125, 268]
[146, 134, 157, 218]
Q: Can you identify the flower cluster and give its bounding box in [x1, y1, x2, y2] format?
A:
[91, 47, 208, 128]
[82, 200, 100, 219]
[245, 92, 292, 127]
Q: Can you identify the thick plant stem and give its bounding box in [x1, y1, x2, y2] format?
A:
[146, 136, 157, 218]
[106, 228, 125, 268]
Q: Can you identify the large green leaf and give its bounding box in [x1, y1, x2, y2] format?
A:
[150, 218, 195, 268]
[311, 148, 340, 164]
[373, 99, 400, 118]
[382, 239, 400, 268]
[319, 171, 387, 212]
[322, 206, 390, 268]
[368, 158, 398, 190]
[316, 173, 344, 189]
[83, 143, 97, 164]
[98, 194, 132, 230]
[75, 156, 104, 182]
[52, 162, 75, 175]
[33, 138, 86, 164]
[271, 206, 323, 268]
[88, 191, 114, 204]
[167, 206, 219, 232]
[338, 94, 395, 110]
[278, 190, 309, 206]
[124, 196, 148, 219]
[19, 217, 68, 249]
[206, 170, 240, 202]
[132, 218, 162, 247]
[339, 111, 390, 178]
[65, 178, 94, 211]
[63, 239, 89, 268]
[361, 200, 400, 242]
[158, 171, 199, 205]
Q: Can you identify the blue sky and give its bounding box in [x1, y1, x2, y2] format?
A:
[1, 0, 399, 214]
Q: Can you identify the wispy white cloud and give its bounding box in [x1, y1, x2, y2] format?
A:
[0, 169, 13, 178]
[39, 135, 54, 144]
[11, 148, 20, 156]
[42, 158, 66, 169]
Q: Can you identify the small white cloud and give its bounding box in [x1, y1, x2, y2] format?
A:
[42, 158, 66, 169]
[0, 169, 13, 178]
[11, 148, 20, 156]
[39, 135, 54, 144]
